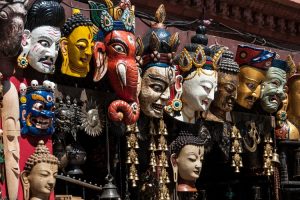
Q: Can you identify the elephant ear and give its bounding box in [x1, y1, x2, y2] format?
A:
[88, 1, 107, 28]
[169, 32, 180, 52]
[136, 37, 144, 56]
[93, 42, 108, 82]
[150, 31, 160, 51]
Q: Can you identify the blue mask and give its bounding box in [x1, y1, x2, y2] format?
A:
[20, 81, 55, 135]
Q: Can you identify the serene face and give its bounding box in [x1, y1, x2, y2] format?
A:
[176, 145, 204, 181]
[260, 67, 286, 113]
[237, 66, 266, 109]
[139, 67, 174, 118]
[212, 72, 238, 112]
[288, 79, 300, 117]
[21, 90, 55, 135]
[65, 26, 94, 76]
[0, 1, 27, 57]
[27, 26, 61, 73]
[27, 162, 58, 199]
[182, 70, 218, 112]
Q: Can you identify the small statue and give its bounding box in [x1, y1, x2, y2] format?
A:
[60, 9, 94, 78]
[19, 80, 56, 135]
[170, 127, 210, 192]
[167, 26, 222, 123]
[235, 45, 275, 110]
[21, 140, 59, 200]
[286, 60, 300, 140]
[260, 58, 289, 113]
[90, 0, 139, 125]
[208, 48, 239, 122]
[138, 4, 179, 118]
[17, 0, 65, 73]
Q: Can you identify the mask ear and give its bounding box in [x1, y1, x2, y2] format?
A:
[17, 30, 31, 69]
[170, 153, 178, 183]
[60, 37, 69, 74]
[93, 41, 108, 82]
[21, 171, 30, 200]
[59, 37, 68, 57]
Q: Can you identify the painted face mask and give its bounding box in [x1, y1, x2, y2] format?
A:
[138, 5, 179, 118]
[60, 9, 94, 78]
[260, 59, 289, 113]
[17, 0, 65, 72]
[19, 26, 61, 73]
[235, 45, 275, 109]
[90, 0, 140, 125]
[20, 80, 56, 135]
[209, 49, 240, 121]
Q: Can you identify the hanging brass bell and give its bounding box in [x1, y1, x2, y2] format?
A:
[134, 125, 140, 134]
[231, 159, 236, 167]
[132, 180, 137, 187]
[271, 152, 280, 165]
[134, 157, 139, 165]
[164, 160, 169, 167]
[231, 145, 235, 153]
[159, 176, 163, 184]
[126, 125, 132, 133]
[134, 173, 139, 181]
[157, 143, 162, 151]
[135, 141, 139, 149]
[126, 156, 132, 164]
[129, 171, 134, 180]
[235, 166, 240, 173]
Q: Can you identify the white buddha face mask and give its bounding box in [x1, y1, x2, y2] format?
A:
[182, 69, 218, 112]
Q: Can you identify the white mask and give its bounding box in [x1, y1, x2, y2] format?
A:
[23, 26, 61, 74]
[182, 69, 218, 112]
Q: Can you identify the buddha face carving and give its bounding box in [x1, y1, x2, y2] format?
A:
[60, 10, 94, 78]
[182, 70, 218, 112]
[21, 26, 61, 73]
[172, 145, 204, 182]
[0, 0, 28, 57]
[288, 79, 300, 117]
[20, 81, 55, 135]
[237, 66, 266, 109]
[139, 67, 174, 118]
[260, 67, 286, 113]
[212, 72, 238, 113]
[21, 140, 59, 200]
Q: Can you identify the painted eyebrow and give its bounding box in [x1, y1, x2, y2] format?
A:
[148, 74, 169, 85]
[107, 38, 129, 53]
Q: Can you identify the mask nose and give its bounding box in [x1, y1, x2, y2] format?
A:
[252, 85, 261, 99]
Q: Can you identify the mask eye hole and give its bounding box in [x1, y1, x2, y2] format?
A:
[47, 95, 53, 102]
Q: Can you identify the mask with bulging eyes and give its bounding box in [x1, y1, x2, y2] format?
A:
[20, 82, 55, 135]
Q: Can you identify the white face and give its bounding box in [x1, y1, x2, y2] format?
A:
[176, 145, 204, 181]
[182, 70, 218, 112]
[27, 26, 61, 74]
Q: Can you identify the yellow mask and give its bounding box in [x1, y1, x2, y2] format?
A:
[237, 65, 266, 109]
[60, 26, 94, 77]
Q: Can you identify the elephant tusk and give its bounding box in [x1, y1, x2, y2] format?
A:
[116, 63, 127, 87]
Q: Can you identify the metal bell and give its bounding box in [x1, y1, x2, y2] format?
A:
[126, 156, 132, 164]
[126, 125, 132, 133]
[271, 152, 280, 165]
[231, 159, 236, 167]
[235, 166, 240, 173]
[134, 157, 139, 164]
[135, 141, 139, 149]
[100, 177, 120, 199]
[134, 125, 139, 134]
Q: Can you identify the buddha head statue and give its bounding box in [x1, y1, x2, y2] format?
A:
[138, 4, 179, 118]
[209, 48, 239, 121]
[170, 126, 210, 191]
[20, 80, 56, 135]
[168, 26, 222, 123]
[89, 0, 140, 125]
[287, 60, 300, 121]
[60, 9, 94, 78]
[21, 140, 59, 200]
[17, 0, 65, 73]
[0, 0, 30, 58]
[235, 45, 275, 109]
[260, 58, 290, 113]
